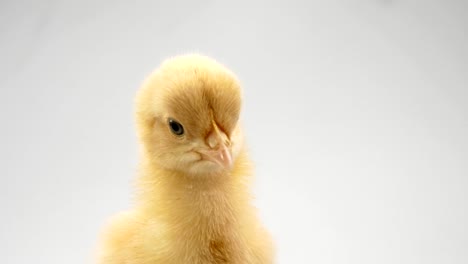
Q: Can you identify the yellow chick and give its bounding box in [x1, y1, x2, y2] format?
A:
[97, 54, 274, 264]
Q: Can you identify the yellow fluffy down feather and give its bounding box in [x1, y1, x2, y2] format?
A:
[96, 54, 274, 263]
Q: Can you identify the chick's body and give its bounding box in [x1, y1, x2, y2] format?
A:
[97, 55, 274, 264]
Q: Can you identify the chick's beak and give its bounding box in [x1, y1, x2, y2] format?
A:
[201, 128, 233, 169]
[205, 143, 232, 168]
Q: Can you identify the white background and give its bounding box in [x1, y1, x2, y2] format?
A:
[1, 0, 467, 263]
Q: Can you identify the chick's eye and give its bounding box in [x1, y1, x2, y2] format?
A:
[168, 119, 184, 136]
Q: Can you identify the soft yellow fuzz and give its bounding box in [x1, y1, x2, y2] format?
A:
[96, 54, 274, 263]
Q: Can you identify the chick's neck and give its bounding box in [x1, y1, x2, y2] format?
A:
[136, 150, 253, 222]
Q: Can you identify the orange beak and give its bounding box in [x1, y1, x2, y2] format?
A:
[201, 123, 233, 169]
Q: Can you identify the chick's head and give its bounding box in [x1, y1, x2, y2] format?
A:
[135, 55, 244, 176]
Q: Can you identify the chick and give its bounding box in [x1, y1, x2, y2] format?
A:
[97, 54, 274, 264]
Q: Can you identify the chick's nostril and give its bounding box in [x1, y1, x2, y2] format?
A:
[206, 133, 219, 149]
[206, 125, 230, 149]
